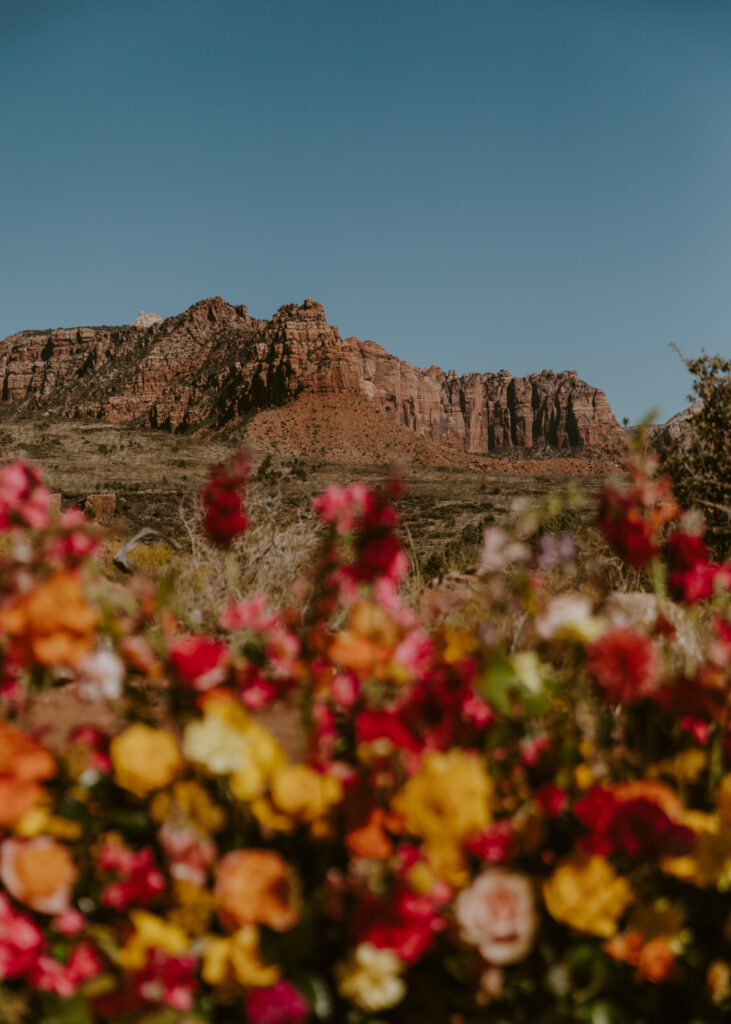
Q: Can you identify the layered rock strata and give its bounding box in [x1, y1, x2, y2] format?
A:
[0, 297, 618, 450]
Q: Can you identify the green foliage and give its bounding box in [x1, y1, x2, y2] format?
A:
[661, 350, 731, 559]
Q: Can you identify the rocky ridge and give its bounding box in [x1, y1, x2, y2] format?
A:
[0, 297, 619, 452]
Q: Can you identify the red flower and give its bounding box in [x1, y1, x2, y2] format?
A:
[169, 634, 230, 691]
[535, 783, 568, 817]
[246, 980, 310, 1024]
[200, 449, 250, 545]
[574, 788, 695, 860]
[586, 628, 659, 704]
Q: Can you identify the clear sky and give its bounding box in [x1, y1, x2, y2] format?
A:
[2, 0, 730, 424]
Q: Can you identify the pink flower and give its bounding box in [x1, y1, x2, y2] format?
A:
[158, 818, 217, 886]
[246, 979, 310, 1024]
[455, 870, 537, 965]
[75, 648, 125, 701]
[220, 593, 278, 632]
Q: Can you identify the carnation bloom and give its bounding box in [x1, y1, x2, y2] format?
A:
[543, 854, 633, 938]
[586, 628, 660, 704]
[455, 870, 538, 965]
[0, 837, 77, 915]
[246, 979, 309, 1024]
[110, 724, 183, 797]
[0, 722, 56, 827]
[215, 849, 299, 932]
[0, 572, 97, 667]
[336, 943, 406, 1012]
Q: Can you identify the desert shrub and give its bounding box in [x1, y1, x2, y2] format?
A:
[660, 350, 731, 558]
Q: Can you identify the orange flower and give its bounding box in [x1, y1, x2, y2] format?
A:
[329, 602, 400, 680]
[0, 836, 77, 914]
[0, 722, 56, 826]
[637, 936, 677, 983]
[0, 573, 96, 667]
[345, 808, 394, 861]
[604, 930, 644, 967]
[215, 849, 299, 932]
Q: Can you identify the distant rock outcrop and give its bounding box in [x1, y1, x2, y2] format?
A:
[132, 312, 163, 329]
[0, 297, 619, 452]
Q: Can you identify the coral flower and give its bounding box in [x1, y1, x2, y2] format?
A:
[586, 628, 659, 704]
[0, 837, 77, 915]
[215, 849, 299, 932]
[0, 722, 56, 827]
[0, 572, 97, 667]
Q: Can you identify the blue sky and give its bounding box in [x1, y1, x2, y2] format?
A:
[2, 0, 730, 423]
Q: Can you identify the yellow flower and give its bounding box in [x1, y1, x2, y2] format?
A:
[118, 910, 189, 970]
[543, 854, 633, 938]
[252, 764, 343, 832]
[391, 749, 492, 845]
[14, 805, 82, 841]
[110, 724, 183, 797]
[150, 780, 226, 833]
[182, 700, 284, 802]
[336, 943, 406, 1012]
[202, 925, 280, 988]
[661, 812, 731, 889]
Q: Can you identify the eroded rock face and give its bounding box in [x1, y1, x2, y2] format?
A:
[0, 297, 619, 450]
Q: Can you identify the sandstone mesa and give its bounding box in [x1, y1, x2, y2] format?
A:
[0, 297, 619, 452]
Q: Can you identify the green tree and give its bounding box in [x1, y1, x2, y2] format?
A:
[660, 350, 731, 559]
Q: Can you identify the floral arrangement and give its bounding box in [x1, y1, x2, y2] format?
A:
[0, 448, 730, 1024]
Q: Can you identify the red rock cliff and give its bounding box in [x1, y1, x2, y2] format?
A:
[0, 297, 618, 449]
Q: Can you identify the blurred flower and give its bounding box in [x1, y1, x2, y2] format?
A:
[336, 943, 406, 1012]
[246, 979, 310, 1024]
[0, 836, 77, 915]
[536, 531, 577, 570]
[535, 594, 603, 643]
[455, 870, 537, 965]
[543, 854, 633, 938]
[111, 724, 183, 797]
[200, 449, 249, 544]
[252, 763, 343, 832]
[586, 628, 660, 704]
[169, 634, 230, 691]
[75, 647, 124, 701]
[0, 722, 56, 827]
[480, 527, 529, 573]
[215, 849, 299, 932]
[0, 572, 96, 667]
[118, 910, 189, 971]
[182, 698, 284, 800]
[202, 924, 280, 988]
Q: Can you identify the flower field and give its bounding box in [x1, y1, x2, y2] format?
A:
[0, 447, 730, 1024]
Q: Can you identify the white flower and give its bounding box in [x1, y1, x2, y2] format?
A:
[535, 595, 604, 643]
[455, 870, 537, 965]
[480, 527, 530, 573]
[75, 649, 124, 701]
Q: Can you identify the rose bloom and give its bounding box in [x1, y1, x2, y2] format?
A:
[455, 870, 537, 965]
[0, 837, 77, 915]
[215, 849, 299, 932]
[586, 628, 659, 704]
[111, 724, 183, 797]
[637, 935, 677, 984]
[0, 722, 56, 827]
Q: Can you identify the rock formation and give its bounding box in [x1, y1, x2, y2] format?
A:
[0, 297, 619, 451]
[132, 312, 163, 329]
